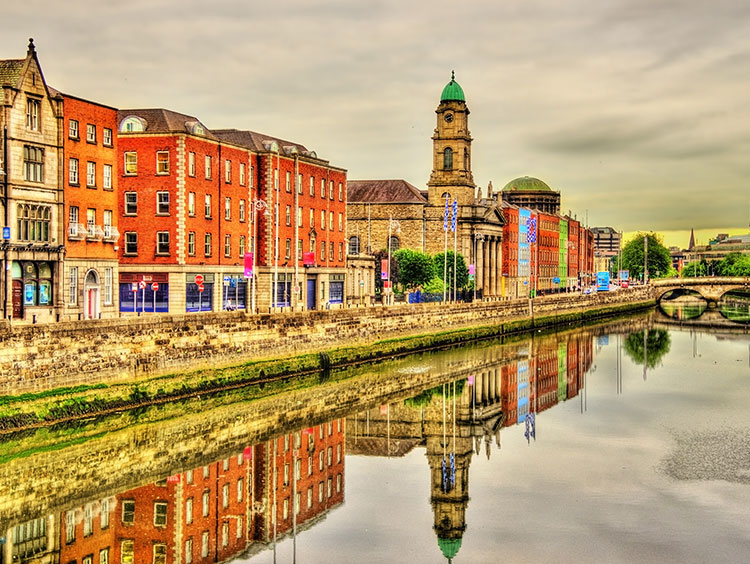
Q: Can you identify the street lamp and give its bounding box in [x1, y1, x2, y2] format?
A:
[387, 215, 400, 305]
[473, 232, 484, 301]
[250, 199, 270, 313]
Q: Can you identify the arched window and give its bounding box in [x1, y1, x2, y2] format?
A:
[388, 236, 400, 252]
[348, 236, 360, 255]
[119, 116, 146, 133]
[443, 147, 453, 170]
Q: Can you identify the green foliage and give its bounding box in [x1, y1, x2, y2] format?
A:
[433, 250, 469, 289]
[682, 253, 750, 277]
[620, 232, 672, 280]
[394, 249, 435, 290]
[623, 329, 671, 368]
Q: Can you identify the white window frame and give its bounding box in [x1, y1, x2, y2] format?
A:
[103, 164, 112, 190]
[86, 124, 96, 143]
[225, 159, 231, 183]
[156, 191, 170, 215]
[69, 158, 79, 185]
[124, 192, 137, 215]
[204, 194, 212, 218]
[156, 151, 169, 175]
[69, 119, 79, 140]
[124, 152, 137, 175]
[188, 152, 196, 176]
[87, 161, 96, 187]
[103, 128, 113, 147]
[205, 155, 212, 179]
[69, 267, 78, 305]
[156, 232, 170, 255]
[224, 197, 231, 220]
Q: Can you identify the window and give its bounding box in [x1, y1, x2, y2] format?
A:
[124, 152, 137, 175]
[205, 155, 212, 179]
[295, 492, 301, 516]
[69, 119, 79, 139]
[153, 544, 166, 564]
[224, 197, 231, 220]
[283, 498, 289, 520]
[87, 162, 96, 187]
[286, 205, 291, 226]
[86, 124, 96, 143]
[101, 498, 110, 528]
[188, 192, 196, 216]
[121, 540, 134, 564]
[308, 208, 314, 228]
[205, 195, 212, 218]
[348, 236, 359, 255]
[320, 241, 326, 261]
[309, 176, 315, 196]
[307, 486, 313, 509]
[203, 465, 209, 479]
[329, 181, 334, 200]
[250, 165, 254, 187]
[157, 191, 170, 215]
[24, 146, 44, 182]
[124, 232, 137, 255]
[239, 199, 246, 222]
[297, 173, 303, 194]
[69, 266, 78, 305]
[284, 462, 290, 485]
[16, 203, 51, 241]
[222, 522, 229, 547]
[202, 491, 209, 517]
[285, 238, 291, 260]
[294, 458, 301, 480]
[320, 210, 326, 230]
[153, 502, 167, 526]
[339, 242, 343, 261]
[297, 207, 303, 227]
[237, 478, 244, 502]
[236, 516, 243, 539]
[200, 532, 209, 557]
[104, 267, 113, 305]
[100, 549, 109, 564]
[87, 208, 96, 229]
[443, 147, 453, 170]
[65, 511, 75, 543]
[122, 500, 135, 524]
[337, 443, 342, 463]
[188, 152, 196, 176]
[298, 238, 303, 258]
[225, 159, 231, 183]
[337, 473, 342, 492]
[285, 171, 291, 192]
[320, 178, 326, 198]
[156, 151, 169, 174]
[26, 98, 40, 131]
[103, 164, 112, 189]
[239, 162, 246, 185]
[224, 234, 231, 257]
[103, 128, 113, 147]
[124, 192, 137, 215]
[204, 233, 212, 256]
[185, 538, 193, 564]
[222, 484, 229, 508]
[156, 232, 170, 255]
[186, 469, 194, 484]
[327, 477, 332, 498]
[338, 212, 343, 231]
[188, 231, 196, 256]
[318, 481, 324, 502]
[239, 236, 245, 257]
[329, 211, 334, 231]
[274, 168, 279, 191]
[69, 158, 79, 185]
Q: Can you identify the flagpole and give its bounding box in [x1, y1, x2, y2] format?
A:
[453, 216, 457, 301]
[443, 195, 449, 303]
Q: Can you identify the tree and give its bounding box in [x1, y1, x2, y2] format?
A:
[620, 232, 672, 281]
[394, 249, 435, 290]
[433, 251, 469, 291]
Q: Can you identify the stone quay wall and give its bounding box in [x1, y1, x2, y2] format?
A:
[0, 287, 654, 395]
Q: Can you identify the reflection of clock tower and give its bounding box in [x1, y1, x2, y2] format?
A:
[427, 71, 476, 207]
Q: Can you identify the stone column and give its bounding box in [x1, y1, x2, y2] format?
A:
[483, 237, 491, 298]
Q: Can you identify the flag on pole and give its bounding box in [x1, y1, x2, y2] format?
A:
[451, 199, 458, 232]
[526, 216, 537, 243]
[443, 195, 450, 232]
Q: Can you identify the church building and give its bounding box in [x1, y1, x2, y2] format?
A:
[347, 73, 505, 299]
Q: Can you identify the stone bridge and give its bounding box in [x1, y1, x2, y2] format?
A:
[652, 277, 750, 304]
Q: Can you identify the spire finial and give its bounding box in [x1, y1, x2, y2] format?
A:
[27, 38, 35, 55]
[451, 70, 455, 82]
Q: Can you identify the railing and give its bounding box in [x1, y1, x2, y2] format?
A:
[103, 225, 120, 242]
[86, 224, 105, 241]
[67, 223, 86, 241]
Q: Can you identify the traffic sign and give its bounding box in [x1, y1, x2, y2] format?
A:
[151, 282, 159, 292]
[131, 283, 138, 292]
[138, 280, 146, 290]
[194, 274, 204, 285]
[197, 283, 205, 293]
[2, 227, 9, 240]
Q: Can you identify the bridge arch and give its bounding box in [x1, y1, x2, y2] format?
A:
[652, 277, 750, 304]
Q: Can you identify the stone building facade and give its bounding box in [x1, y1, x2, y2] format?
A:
[347, 73, 505, 299]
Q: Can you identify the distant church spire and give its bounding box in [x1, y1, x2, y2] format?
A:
[688, 228, 695, 251]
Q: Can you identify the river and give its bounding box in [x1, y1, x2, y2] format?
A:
[2, 311, 750, 564]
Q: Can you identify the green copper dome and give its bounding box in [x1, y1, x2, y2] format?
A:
[437, 537, 463, 561]
[502, 175, 552, 192]
[440, 71, 465, 102]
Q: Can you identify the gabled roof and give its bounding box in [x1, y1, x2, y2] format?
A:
[212, 129, 312, 156]
[0, 59, 24, 87]
[347, 179, 427, 204]
[117, 108, 218, 140]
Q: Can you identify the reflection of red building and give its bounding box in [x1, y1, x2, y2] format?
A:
[500, 362, 519, 425]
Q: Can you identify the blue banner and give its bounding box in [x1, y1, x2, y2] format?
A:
[526, 216, 537, 243]
[451, 199, 458, 232]
[443, 195, 450, 232]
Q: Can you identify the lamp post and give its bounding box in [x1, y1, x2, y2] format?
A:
[473, 232, 484, 302]
[387, 215, 400, 305]
[250, 198, 269, 314]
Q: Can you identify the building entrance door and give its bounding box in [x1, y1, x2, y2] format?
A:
[87, 288, 99, 319]
[12, 279, 23, 319]
[307, 278, 316, 310]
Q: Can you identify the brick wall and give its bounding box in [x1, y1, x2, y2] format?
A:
[0, 287, 654, 394]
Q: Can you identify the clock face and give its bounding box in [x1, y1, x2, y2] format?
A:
[444, 113, 454, 123]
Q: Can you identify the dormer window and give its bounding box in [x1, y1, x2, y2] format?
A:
[119, 116, 146, 133]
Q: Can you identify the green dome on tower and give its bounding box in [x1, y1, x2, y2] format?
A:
[502, 175, 552, 192]
[437, 537, 463, 561]
[440, 71, 465, 102]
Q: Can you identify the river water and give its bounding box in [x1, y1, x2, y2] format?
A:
[3, 311, 750, 564]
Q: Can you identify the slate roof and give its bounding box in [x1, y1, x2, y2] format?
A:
[117, 108, 218, 140]
[212, 128, 312, 155]
[0, 59, 24, 87]
[347, 179, 427, 204]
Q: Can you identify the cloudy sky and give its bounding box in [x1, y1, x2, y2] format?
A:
[3, 0, 749, 248]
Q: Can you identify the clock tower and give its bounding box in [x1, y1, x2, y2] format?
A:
[427, 72, 476, 206]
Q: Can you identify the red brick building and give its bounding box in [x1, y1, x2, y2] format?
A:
[60, 94, 119, 320]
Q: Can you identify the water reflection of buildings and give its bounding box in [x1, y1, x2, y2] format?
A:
[1, 419, 345, 564]
[347, 332, 593, 562]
